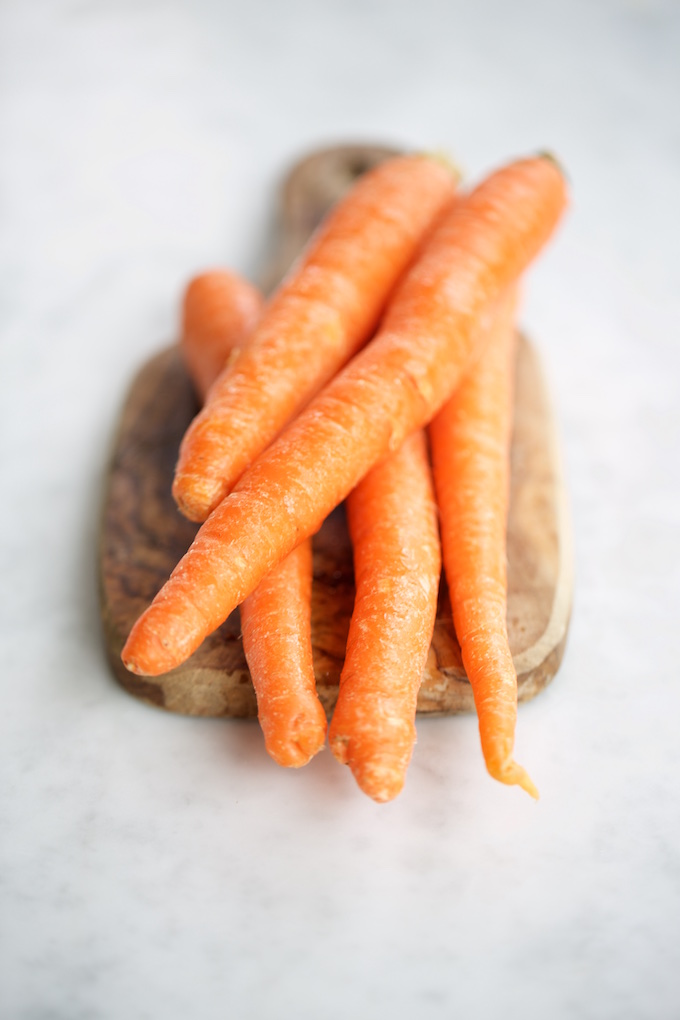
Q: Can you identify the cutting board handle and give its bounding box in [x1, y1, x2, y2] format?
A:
[260, 143, 401, 293]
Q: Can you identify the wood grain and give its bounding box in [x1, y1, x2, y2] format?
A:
[99, 143, 572, 717]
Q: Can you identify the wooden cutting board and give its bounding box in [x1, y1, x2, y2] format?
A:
[99, 143, 572, 717]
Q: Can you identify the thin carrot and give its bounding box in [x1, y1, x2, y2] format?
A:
[328, 430, 441, 802]
[240, 539, 326, 767]
[122, 154, 567, 677]
[172, 154, 458, 522]
[180, 270, 264, 402]
[181, 270, 326, 766]
[429, 287, 537, 797]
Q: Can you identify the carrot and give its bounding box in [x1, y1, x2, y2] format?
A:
[240, 539, 326, 767]
[429, 287, 537, 797]
[181, 270, 326, 766]
[172, 154, 458, 522]
[180, 270, 264, 402]
[122, 154, 567, 677]
[328, 430, 441, 802]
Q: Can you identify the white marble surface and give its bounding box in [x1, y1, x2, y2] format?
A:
[1, 1, 679, 1017]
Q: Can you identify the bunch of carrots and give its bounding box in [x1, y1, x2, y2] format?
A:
[122, 151, 567, 803]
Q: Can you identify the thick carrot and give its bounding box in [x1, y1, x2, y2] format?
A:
[181, 270, 326, 766]
[180, 270, 264, 402]
[328, 430, 441, 802]
[172, 154, 458, 522]
[429, 287, 537, 797]
[122, 154, 567, 677]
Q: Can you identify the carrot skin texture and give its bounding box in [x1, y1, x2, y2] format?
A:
[328, 430, 441, 802]
[172, 155, 458, 522]
[240, 539, 326, 766]
[180, 271, 264, 403]
[429, 288, 537, 798]
[122, 155, 567, 676]
[179, 270, 325, 766]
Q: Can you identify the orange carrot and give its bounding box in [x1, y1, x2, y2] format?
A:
[180, 270, 326, 767]
[122, 154, 567, 677]
[240, 539, 326, 767]
[429, 287, 537, 797]
[328, 430, 441, 802]
[180, 270, 264, 402]
[172, 155, 458, 522]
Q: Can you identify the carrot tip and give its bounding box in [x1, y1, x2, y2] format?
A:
[352, 760, 406, 803]
[121, 625, 176, 677]
[172, 473, 224, 522]
[488, 758, 539, 800]
[265, 736, 325, 769]
[536, 149, 568, 184]
[329, 737, 407, 802]
[263, 707, 327, 769]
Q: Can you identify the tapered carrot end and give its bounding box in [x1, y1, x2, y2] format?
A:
[172, 472, 224, 523]
[121, 596, 208, 676]
[122, 642, 171, 677]
[122, 622, 172, 677]
[329, 735, 410, 803]
[121, 634, 177, 677]
[353, 760, 406, 803]
[487, 757, 539, 800]
[261, 700, 328, 769]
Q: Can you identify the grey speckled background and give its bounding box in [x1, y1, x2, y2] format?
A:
[1, 1, 679, 1018]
